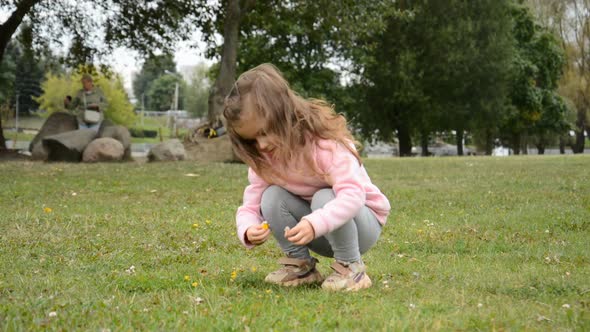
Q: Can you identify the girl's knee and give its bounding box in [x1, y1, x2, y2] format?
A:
[311, 188, 335, 210]
[261, 185, 287, 217]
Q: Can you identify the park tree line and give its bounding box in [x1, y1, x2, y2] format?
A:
[0, 0, 587, 155]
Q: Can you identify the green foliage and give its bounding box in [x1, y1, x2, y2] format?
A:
[0, 156, 589, 329]
[182, 63, 210, 118]
[146, 74, 185, 112]
[35, 71, 135, 126]
[215, 1, 395, 106]
[350, 0, 515, 155]
[0, 42, 17, 106]
[132, 53, 177, 110]
[501, 3, 568, 151]
[0, 1, 212, 67]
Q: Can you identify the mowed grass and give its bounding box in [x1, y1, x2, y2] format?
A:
[0, 156, 589, 331]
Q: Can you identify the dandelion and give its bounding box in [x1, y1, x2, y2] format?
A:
[231, 270, 238, 281]
[265, 289, 272, 294]
[184, 275, 190, 281]
[192, 223, 199, 228]
[251, 267, 257, 272]
[44, 207, 53, 213]
[205, 220, 212, 225]
[261, 221, 269, 230]
[192, 281, 199, 287]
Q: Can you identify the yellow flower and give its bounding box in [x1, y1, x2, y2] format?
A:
[231, 270, 238, 280]
[205, 220, 212, 225]
[251, 267, 257, 272]
[192, 223, 199, 228]
[44, 207, 52, 213]
[261, 221, 269, 230]
[192, 281, 199, 287]
[184, 275, 190, 281]
[265, 289, 272, 294]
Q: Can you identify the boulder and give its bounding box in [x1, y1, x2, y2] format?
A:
[82, 137, 125, 162]
[184, 134, 240, 163]
[42, 129, 97, 162]
[29, 112, 79, 160]
[147, 139, 186, 162]
[98, 125, 132, 160]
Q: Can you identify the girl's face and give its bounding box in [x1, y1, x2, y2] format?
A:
[233, 96, 277, 155]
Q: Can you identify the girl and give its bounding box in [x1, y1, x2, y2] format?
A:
[224, 64, 390, 291]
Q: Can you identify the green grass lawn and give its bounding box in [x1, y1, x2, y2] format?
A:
[1, 156, 589, 330]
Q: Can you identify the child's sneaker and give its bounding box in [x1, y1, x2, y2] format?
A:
[264, 257, 323, 286]
[321, 261, 372, 291]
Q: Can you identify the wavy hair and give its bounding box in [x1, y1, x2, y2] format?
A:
[223, 63, 360, 183]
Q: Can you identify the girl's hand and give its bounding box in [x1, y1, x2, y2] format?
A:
[285, 219, 315, 246]
[246, 224, 271, 245]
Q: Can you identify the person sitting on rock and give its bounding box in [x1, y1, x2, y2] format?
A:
[64, 74, 108, 131]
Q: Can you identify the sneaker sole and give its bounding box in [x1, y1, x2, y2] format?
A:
[265, 272, 324, 287]
[321, 275, 372, 291]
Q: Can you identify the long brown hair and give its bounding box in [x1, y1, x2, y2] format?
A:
[223, 63, 360, 183]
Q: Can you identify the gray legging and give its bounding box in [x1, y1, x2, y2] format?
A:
[260, 185, 382, 263]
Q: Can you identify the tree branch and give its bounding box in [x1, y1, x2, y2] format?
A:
[0, 0, 41, 63]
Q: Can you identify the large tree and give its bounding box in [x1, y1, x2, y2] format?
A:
[527, 0, 589, 153]
[351, 0, 514, 156]
[203, 0, 393, 124]
[501, 3, 567, 154]
[132, 53, 177, 111]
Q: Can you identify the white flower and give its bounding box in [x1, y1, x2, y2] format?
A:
[48, 311, 57, 317]
[562, 304, 571, 309]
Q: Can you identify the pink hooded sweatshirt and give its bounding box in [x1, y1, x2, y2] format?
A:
[236, 139, 391, 248]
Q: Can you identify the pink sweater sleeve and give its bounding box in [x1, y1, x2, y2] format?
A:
[236, 168, 269, 248]
[304, 142, 366, 238]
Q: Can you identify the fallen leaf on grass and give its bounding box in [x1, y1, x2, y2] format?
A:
[190, 296, 204, 305]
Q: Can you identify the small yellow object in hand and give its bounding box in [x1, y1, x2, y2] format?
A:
[261, 221, 269, 230]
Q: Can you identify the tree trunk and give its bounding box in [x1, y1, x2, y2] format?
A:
[485, 128, 493, 156]
[559, 136, 565, 154]
[0, 0, 39, 149]
[397, 125, 412, 157]
[512, 133, 521, 155]
[573, 107, 586, 153]
[420, 131, 429, 156]
[207, 0, 241, 125]
[456, 129, 464, 156]
[0, 0, 39, 65]
[536, 144, 545, 155]
[0, 116, 6, 150]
